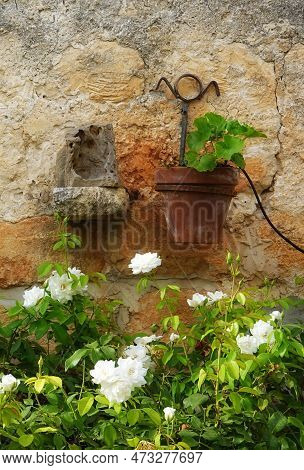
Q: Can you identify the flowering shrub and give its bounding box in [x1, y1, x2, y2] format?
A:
[0, 217, 304, 450]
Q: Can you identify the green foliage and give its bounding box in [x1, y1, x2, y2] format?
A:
[185, 112, 266, 172]
[1, 240, 304, 450]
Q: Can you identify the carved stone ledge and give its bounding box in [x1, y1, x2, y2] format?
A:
[53, 187, 129, 220]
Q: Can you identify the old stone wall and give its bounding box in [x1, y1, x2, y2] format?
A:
[0, 0, 304, 326]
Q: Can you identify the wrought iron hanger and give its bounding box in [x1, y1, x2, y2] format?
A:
[154, 73, 220, 165]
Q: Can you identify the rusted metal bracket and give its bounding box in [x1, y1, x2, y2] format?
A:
[154, 73, 220, 166]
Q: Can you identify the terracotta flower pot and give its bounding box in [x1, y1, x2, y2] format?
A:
[155, 166, 239, 244]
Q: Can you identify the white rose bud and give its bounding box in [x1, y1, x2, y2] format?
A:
[163, 406, 176, 422]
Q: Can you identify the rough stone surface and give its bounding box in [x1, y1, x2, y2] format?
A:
[53, 186, 129, 219]
[0, 1, 304, 327]
[55, 124, 120, 188]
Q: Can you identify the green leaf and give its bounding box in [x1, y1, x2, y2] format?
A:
[215, 135, 244, 160]
[205, 112, 227, 133]
[38, 296, 50, 315]
[78, 395, 94, 417]
[198, 369, 207, 390]
[194, 116, 211, 134]
[236, 292, 246, 305]
[34, 427, 57, 433]
[187, 130, 208, 152]
[258, 398, 268, 411]
[18, 434, 34, 447]
[239, 387, 261, 396]
[126, 437, 140, 448]
[54, 263, 66, 276]
[33, 319, 49, 340]
[183, 393, 207, 409]
[53, 240, 64, 251]
[202, 429, 219, 441]
[229, 392, 242, 413]
[196, 153, 217, 172]
[127, 409, 141, 426]
[104, 424, 117, 447]
[226, 360, 239, 380]
[219, 364, 226, 383]
[143, 408, 161, 426]
[226, 120, 266, 138]
[37, 261, 53, 277]
[45, 376, 62, 388]
[8, 303, 23, 317]
[51, 324, 71, 344]
[171, 315, 180, 330]
[162, 349, 174, 365]
[34, 379, 46, 393]
[231, 153, 245, 169]
[268, 411, 288, 434]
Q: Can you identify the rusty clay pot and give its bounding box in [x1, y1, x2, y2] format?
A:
[155, 166, 240, 244]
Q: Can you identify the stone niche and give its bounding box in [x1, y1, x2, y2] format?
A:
[53, 124, 129, 220]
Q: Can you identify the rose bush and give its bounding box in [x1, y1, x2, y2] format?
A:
[0, 217, 304, 450]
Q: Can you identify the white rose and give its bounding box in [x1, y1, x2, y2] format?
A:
[207, 291, 227, 304]
[101, 379, 133, 404]
[169, 333, 180, 342]
[187, 293, 208, 308]
[250, 320, 275, 346]
[46, 267, 87, 303]
[23, 286, 46, 308]
[68, 267, 88, 294]
[236, 335, 259, 354]
[0, 374, 20, 393]
[117, 357, 147, 389]
[90, 360, 117, 385]
[270, 310, 283, 321]
[134, 335, 162, 346]
[163, 407, 176, 422]
[47, 271, 73, 303]
[124, 345, 152, 369]
[128, 252, 162, 275]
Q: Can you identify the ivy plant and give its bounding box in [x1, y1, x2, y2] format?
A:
[185, 112, 266, 172]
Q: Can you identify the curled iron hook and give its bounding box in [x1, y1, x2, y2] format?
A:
[153, 73, 221, 164]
